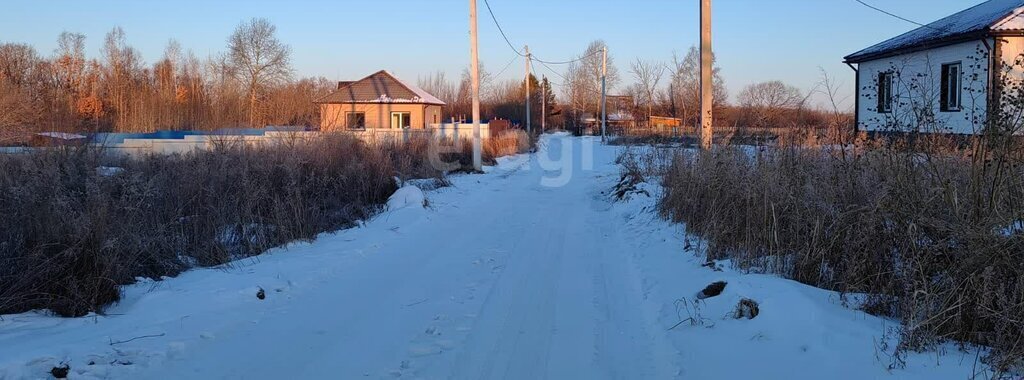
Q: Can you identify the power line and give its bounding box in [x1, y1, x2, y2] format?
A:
[480, 0, 602, 65]
[482, 0, 526, 57]
[532, 50, 602, 66]
[492, 55, 519, 78]
[853, 0, 944, 31]
[535, 58, 605, 97]
[535, 58, 569, 83]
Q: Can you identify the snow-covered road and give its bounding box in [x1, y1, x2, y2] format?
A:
[0, 135, 981, 379]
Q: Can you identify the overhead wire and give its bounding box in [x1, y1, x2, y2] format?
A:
[534, 57, 606, 98]
[532, 50, 602, 65]
[482, 0, 526, 57]
[481, 0, 602, 65]
[491, 55, 520, 79]
[853, 0, 945, 32]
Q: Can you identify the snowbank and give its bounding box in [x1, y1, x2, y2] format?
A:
[609, 177, 985, 380]
[387, 185, 426, 211]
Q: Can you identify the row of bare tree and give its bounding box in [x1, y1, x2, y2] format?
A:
[622, 48, 848, 130]
[417, 39, 847, 132]
[417, 63, 558, 128]
[0, 18, 334, 144]
[2, 24, 848, 144]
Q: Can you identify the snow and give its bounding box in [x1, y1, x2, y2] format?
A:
[385, 70, 447, 106]
[0, 135, 986, 379]
[847, 0, 1024, 62]
[1001, 220, 1024, 236]
[94, 166, 124, 177]
[36, 132, 87, 140]
[386, 185, 427, 211]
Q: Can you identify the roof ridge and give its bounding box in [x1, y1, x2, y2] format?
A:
[375, 70, 418, 97]
[379, 70, 447, 105]
[314, 72, 377, 103]
[846, 0, 1024, 63]
[992, 4, 1024, 29]
[314, 70, 446, 105]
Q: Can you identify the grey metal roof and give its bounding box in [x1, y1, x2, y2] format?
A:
[316, 70, 445, 105]
[845, 0, 1024, 63]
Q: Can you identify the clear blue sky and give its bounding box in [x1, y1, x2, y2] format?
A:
[1, 0, 985, 108]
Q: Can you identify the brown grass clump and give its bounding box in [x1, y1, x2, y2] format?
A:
[734, 298, 760, 320]
[649, 126, 1024, 372]
[0, 132, 527, 318]
[457, 130, 532, 169]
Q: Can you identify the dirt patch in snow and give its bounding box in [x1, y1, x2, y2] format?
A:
[733, 298, 760, 319]
[696, 281, 727, 300]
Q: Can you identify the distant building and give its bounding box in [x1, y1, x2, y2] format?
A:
[580, 95, 637, 130]
[844, 0, 1024, 134]
[316, 71, 445, 131]
[30, 132, 88, 147]
[648, 116, 682, 129]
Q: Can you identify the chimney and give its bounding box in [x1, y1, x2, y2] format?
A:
[337, 81, 354, 90]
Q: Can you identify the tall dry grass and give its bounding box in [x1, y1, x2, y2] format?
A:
[0, 131, 530, 318]
[633, 127, 1024, 373]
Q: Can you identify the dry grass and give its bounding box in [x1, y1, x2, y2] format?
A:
[0, 132, 530, 318]
[483, 130, 533, 161]
[440, 130, 533, 171]
[632, 127, 1024, 373]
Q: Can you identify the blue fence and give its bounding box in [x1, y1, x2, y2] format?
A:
[92, 126, 311, 144]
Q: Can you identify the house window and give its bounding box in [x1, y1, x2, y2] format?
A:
[940, 62, 962, 112]
[877, 72, 893, 113]
[346, 112, 365, 129]
[391, 112, 412, 129]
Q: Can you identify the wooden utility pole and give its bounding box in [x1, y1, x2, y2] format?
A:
[601, 46, 608, 143]
[525, 45, 532, 135]
[469, 0, 482, 171]
[541, 75, 546, 133]
[700, 0, 713, 149]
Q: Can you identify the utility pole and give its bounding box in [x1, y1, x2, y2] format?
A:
[699, 0, 713, 149]
[469, 0, 482, 171]
[541, 75, 546, 134]
[525, 45, 532, 135]
[601, 45, 608, 143]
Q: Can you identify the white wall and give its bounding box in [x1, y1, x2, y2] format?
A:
[856, 39, 992, 134]
[92, 127, 494, 157]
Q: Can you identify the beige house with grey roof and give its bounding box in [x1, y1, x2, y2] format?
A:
[316, 71, 445, 131]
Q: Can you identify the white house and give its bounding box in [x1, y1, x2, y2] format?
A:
[845, 0, 1024, 134]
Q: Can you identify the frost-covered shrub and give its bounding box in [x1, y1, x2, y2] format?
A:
[0, 134, 450, 317]
[653, 130, 1024, 372]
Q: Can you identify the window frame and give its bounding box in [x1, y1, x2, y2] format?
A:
[390, 112, 412, 129]
[346, 112, 366, 130]
[940, 62, 962, 113]
[877, 71, 893, 114]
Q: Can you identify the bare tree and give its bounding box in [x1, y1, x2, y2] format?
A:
[451, 63, 490, 122]
[665, 47, 727, 128]
[418, 71, 456, 104]
[102, 27, 143, 131]
[738, 81, 803, 109]
[564, 40, 619, 126]
[737, 80, 805, 128]
[0, 44, 40, 141]
[228, 18, 292, 128]
[630, 58, 665, 125]
[54, 32, 86, 93]
[0, 43, 39, 86]
[812, 67, 855, 134]
[54, 32, 88, 130]
[0, 27, 329, 136]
